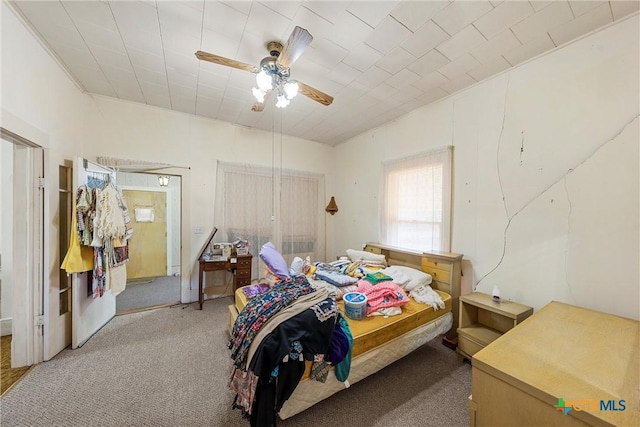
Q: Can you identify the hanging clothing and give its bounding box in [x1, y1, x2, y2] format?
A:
[61, 203, 94, 274]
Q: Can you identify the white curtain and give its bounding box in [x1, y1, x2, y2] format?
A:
[379, 146, 453, 252]
[215, 162, 325, 279]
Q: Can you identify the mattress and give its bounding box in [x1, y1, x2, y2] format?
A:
[233, 284, 451, 359]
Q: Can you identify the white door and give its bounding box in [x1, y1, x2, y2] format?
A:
[71, 157, 116, 348]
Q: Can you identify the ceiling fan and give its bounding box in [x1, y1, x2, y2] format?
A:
[195, 26, 334, 112]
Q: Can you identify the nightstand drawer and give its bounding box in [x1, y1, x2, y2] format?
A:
[421, 264, 451, 283]
[422, 257, 452, 272]
[236, 278, 251, 288]
[458, 333, 486, 357]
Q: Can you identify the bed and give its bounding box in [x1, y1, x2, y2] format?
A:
[227, 242, 463, 420]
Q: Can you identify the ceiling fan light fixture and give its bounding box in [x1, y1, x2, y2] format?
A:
[276, 93, 290, 108]
[283, 80, 299, 100]
[252, 87, 266, 103]
[256, 69, 273, 91]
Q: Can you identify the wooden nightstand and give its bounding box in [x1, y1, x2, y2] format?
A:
[457, 292, 533, 360]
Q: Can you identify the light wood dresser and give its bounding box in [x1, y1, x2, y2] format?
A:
[469, 301, 639, 427]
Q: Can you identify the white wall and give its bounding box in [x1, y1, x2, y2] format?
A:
[332, 16, 640, 321]
[82, 89, 334, 300]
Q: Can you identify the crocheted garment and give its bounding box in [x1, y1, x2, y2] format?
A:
[356, 280, 409, 315]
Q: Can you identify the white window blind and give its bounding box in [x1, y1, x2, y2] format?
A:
[215, 162, 325, 278]
[379, 147, 453, 252]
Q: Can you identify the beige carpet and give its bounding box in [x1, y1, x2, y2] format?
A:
[0, 297, 471, 426]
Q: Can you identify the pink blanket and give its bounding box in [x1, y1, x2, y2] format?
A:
[356, 280, 409, 315]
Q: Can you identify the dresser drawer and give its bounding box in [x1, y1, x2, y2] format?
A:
[422, 257, 452, 272]
[236, 257, 252, 268]
[236, 269, 251, 279]
[236, 277, 251, 288]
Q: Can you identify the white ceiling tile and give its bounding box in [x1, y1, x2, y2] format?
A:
[390, 1, 449, 32]
[306, 39, 349, 69]
[227, 69, 256, 91]
[198, 68, 231, 90]
[569, 1, 606, 17]
[375, 47, 416, 74]
[401, 20, 450, 58]
[550, 3, 612, 46]
[365, 16, 413, 55]
[69, 64, 116, 96]
[439, 73, 476, 94]
[74, 20, 125, 51]
[343, 43, 384, 72]
[529, 1, 555, 12]
[470, 30, 522, 63]
[157, 1, 202, 39]
[432, 0, 494, 35]
[503, 33, 556, 66]
[408, 49, 451, 77]
[202, 1, 249, 42]
[90, 44, 133, 72]
[302, 1, 349, 24]
[119, 28, 164, 57]
[112, 81, 146, 104]
[326, 10, 375, 51]
[610, 1, 640, 20]
[511, 1, 574, 44]
[438, 53, 481, 79]
[128, 47, 166, 71]
[169, 83, 197, 101]
[160, 28, 201, 54]
[356, 65, 392, 88]
[22, 18, 85, 51]
[48, 42, 98, 71]
[419, 87, 449, 104]
[411, 71, 449, 92]
[259, 1, 301, 20]
[62, 0, 117, 30]
[347, 1, 400, 28]
[200, 28, 241, 59]
[15, 1, 76, 30]
[473, 1, 535, 39]
[235, 30, 270, 65]
[286, 5, 334, 41]
[135, 66, 168, 87]
[221, 1, 251, 16]
[467, 55, 511, 82]
[385, 68, 421, 89]
[164, 50, 199, 76]
[327, 62, 362, 86]
[490, 1, 505, 6]
[109, 1, 159, 34]
[143, 92, 172, 110]
[436, 25, 486, 60]
[197, 83, 225, 101]
[335, 81, 369, 103]
[139, 81, 170, 98]
[224, 85, 250, 102]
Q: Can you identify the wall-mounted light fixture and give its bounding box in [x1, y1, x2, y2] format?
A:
[325, 196, 338, 215]
[158, 175, 170, 187]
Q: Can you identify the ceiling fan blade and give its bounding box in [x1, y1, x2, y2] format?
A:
[298, 82, 334, 106]
[251, 90, 273, 112]
[195, 51, 258, 73]
[277, 26, 313, 68]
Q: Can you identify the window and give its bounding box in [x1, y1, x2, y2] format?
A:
[216, 162, 325, 277]
[380, 147, 452, 252]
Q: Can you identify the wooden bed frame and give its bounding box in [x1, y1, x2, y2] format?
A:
[227, 243, 463, 419]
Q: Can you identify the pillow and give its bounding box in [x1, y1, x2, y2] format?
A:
[381, 265, 432, 291]
[345, 249, 387, 266]
[290, 256, 304, 275]
[259, 242, 290, 280]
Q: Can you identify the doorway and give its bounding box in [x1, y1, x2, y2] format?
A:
[115, 172, 181, 313]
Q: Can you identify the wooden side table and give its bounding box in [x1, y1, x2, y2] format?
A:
[198, 254, 252, 310]
[457, 292, 533, 360]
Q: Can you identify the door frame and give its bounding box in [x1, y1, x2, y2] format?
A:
[1, 128, 44, 367]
